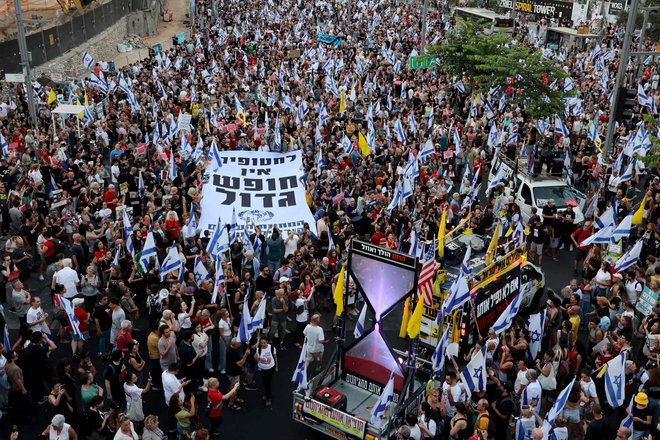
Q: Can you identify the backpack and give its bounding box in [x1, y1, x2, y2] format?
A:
[105, 362, 128, 384]
[477, 413, 497, 439]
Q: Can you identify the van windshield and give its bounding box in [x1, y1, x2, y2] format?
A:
[533, 186, 577, 209]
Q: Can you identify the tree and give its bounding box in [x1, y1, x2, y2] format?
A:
[640, 114, 660, 167]
[427, 19, 571, 119]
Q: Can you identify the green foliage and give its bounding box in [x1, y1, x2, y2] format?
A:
[427, 19, 571, 119]
[640, 114, 660, 167]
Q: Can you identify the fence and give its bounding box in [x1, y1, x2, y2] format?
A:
[0, 0, 161, 72]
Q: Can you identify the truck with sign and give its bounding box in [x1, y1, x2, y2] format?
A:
[419, 237, 545, 352]
[292, 240, 428, 440]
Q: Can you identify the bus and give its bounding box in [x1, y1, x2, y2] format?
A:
[454, 7, 514, 33]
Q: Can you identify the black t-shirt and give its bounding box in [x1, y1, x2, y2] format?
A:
[179, 341, 197, 371]
[529, 223, 545, 244]
[226, 346, 243, 377]
[632, 404, 652, 430]
[104, 361, 127, 402]
[25, 342, 49, 380]
[93, 305, 112, 331]
[542, 205, 557, 228]
[586, 417, 609, 440]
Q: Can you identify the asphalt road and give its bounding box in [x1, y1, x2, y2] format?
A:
[0, 245, 574, 440]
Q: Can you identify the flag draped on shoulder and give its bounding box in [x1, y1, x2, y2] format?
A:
[58, 295, 85, 340]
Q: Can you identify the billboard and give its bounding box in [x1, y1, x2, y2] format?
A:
[497, 0, 574, 19]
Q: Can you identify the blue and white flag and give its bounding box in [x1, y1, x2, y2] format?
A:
[238, 293, 252, 343]
[112, 247, 121, 267]
[461, 346, 487, 392]
[455, 80, 465, 94]
[545, 377, 576, 427]
[408, 112, 417, 134]
[168, 150, 177, 181]
[615, 238, 643, 273]
[419, 138, 435, 162]
[82, 51, 95, 69]
[442, 273, 471, 317]
[611, 214, 633, 243]
[491, 293, 523, 335]
[580, 225, 614, 246]
[460, 245, 472, 277]
[487, 123, 498, 150]
[394, 118, 406, 144]
[58, 295, 85, 340]
[638, 84, 652, 108]
[370, 371, 395, 425]
[3, 324, 10, 350]
[248, 296, 267, 333]
[526, 311, 546, 361]
[139, 229, 157, 270]
[292, 341, 308, 391]
[207, 223, 230, 258]
[453, 126, 462, 154]
[160, 243, 182, 281]
[212, 258, 224, 304]
[341, 132, 353, 155]
[604, 352, 626, 408]
[193, 256, 211, 284]
[554, 115, 570, 136]
[431, 325, 450, 377]
[620, 399, 634, 430]
[229, 207, 238, 245]
[595, 206, 615, 229]
[354, 303, 367, 339]
[122, 209, 135, 258]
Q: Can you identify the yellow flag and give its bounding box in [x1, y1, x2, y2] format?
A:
[437, 209, 447, 258]
[475, 93, 481, 106]
[47, 89, 57, 105]
[76, 99, 83, 118]
[84, 91, 89, 107]
[334, 265, 345, 317]
[485, 222, 500, 265]
[632, 193, 647, 225]
[399, 298, 411, 338]
[339, 90, 346, 113]
[407, 294, 425, 338]
[595, 364, 607, 379]
[358, 132, 371, 156]
[505, 226, 514, 237]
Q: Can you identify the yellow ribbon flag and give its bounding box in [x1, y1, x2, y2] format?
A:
[437, 209, 447, 258]
[485, 222, 500, 265]
[632, 193, 648, 225]
[595, 364, 608, 379]
[334, 265, 345, 317]
[75, 99, 84, 118]
[47, 89, 57, 105]
[407, 294, 425, 339]
[84, 92, 90, 107]
[339, 90, 346, 114]
[358, 132, 371, 156]
[399, 297, 411, 338]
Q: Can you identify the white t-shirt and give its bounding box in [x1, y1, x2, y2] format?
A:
[219, 319, 232, 338]
[579, 379, 597, 407]
[515, 369, 529, 396]
[192, 332, 208, 356]
[442, 382, 469, 417]
[408, 424, 422, 440]
[295, 297, 308, 323]
[625, 280, 643, 304]
[594, 269, 611, 287]
[54, 267, 80, 298]
[257, 344, 276, 370]
[177, 313, 192, 330]
[26, 306, 50, 334]
[521, 380, 542, 413]
[162, 371, 184, 404]
[124, 382, 143, 410]
[418, 415, 437, 438]
[284, 233, 300, 256]
[303, 324, 325, 353]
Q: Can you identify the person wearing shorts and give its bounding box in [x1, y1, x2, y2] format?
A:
[528, 217, 545, 265]
[571, 221, 593, 276]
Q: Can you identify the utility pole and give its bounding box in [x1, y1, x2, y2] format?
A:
[13, 0, 38, 129]
[604, 0, 639, 153]
[420, 0, 429, 55]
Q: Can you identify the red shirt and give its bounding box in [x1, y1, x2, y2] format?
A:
[116, 329, 134, 351]
[208, 389, 224, 418]
[572, 228, 592, 251]
[73, 307, 89, 332]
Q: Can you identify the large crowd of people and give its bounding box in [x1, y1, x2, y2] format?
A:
[0, 0, 657, 438]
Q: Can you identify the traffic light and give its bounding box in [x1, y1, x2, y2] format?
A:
[614, 87, 637, 122]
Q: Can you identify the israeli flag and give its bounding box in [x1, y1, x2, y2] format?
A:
[160, 243, 182, 281]
[248, 296, 267, 333]
[461, 346, 487, 392]
[595, 206, 615, 229]
[453, 126, 462, 153]
[370, 371, 395, 425]
[341, 132, 353, 154]
[483, 99, 496, 121]
[238, 293, 252, 343]
[419, 138, 435, 162]
[619, 160, 635, 183]
[431, 325, 450, 377]
[545, 377, 576, 427]
[292, 341, 308, 391]
[82, 51, 95, 69]
[354, 303, 368, 339]
[229, 207, 238, 245]
[211, 139, 223, 171]
[587, 117, 599, 143]
[554, 115, 570, 136]
[638, 84, 651, 108]
[492, 292, 523, 335]
[194, 256, 211, 285]
[58, 295, 85, 340]
[487, 123, 498, 150]
[442, 273, 471, 317]
[122, 210, 135, 259]
[580, 225, 614, 246]
[460, 245, 472, 277]
[455, 80, 466, 94]
[112, 247, 121, 267]
[526, 311, 546, 361]
[206, 220, 224, 255]
[394, 118, 406, 144]
[234, 95, 244, 114]
[140, 229, 157, 270]
[605, 352, 627, 408]
[212, 258, 224, 304]
[168, 150, 177, 181]
[611, 214, 633, 243]
[89, 72, 108, 95]
[615, 238, 643, 273]
[408, 112, 417, 134]
[427, 106, 434, 129]
[620, 399, 634, 430]
[274, 114, 282, 151]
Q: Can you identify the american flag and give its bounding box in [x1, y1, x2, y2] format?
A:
[419, 240, 436, 305]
